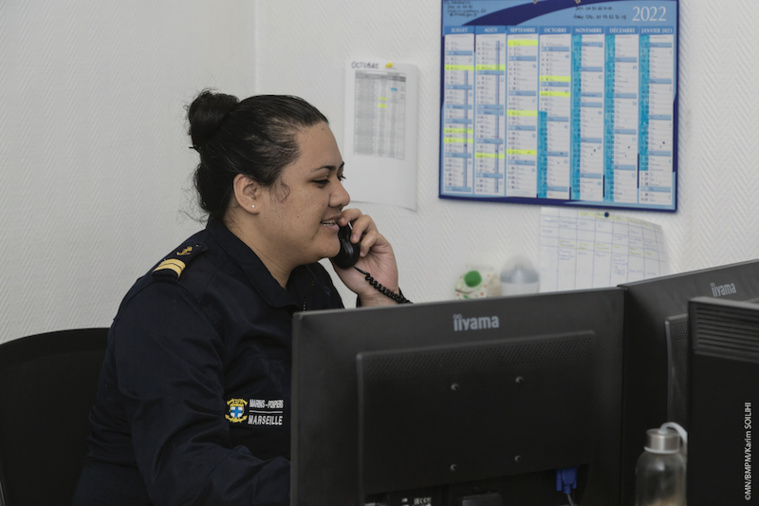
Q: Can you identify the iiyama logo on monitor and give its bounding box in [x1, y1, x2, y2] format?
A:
[710, 281, 738, 297]
[453, 313, 500, 332]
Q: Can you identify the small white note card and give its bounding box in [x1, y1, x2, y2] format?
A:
[343, 60, 419, 210]
[539, 208, 669, 292]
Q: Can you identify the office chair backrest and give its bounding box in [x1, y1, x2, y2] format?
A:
[0, 328, 108, 506]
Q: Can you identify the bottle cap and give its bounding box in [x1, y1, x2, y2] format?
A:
[464, 270, 483, 288]
[644, 427, 681, 454]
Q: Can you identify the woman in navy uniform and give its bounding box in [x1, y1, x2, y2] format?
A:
[73, 91, 405, 505]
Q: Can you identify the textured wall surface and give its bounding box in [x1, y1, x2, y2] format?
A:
[1, 1, 256, 342]
[3, 0, 759, 343]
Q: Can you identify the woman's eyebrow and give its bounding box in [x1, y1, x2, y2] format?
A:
[313, 161, 345, 172]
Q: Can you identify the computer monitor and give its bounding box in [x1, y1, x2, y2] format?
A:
[687, 296, 759, 505]
[291, 287, 625, 505]
[618, 259, 759, 505]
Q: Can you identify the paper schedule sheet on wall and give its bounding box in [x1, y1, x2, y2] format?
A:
[439, 0, 678, 212]
[539, 207, 668, 292]
[344, 60, 419, 210]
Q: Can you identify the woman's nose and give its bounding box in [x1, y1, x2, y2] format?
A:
[332, 179, 350, 207]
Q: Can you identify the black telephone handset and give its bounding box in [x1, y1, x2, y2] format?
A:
[332, 225, 361, 269]
[331, 224, 411, 304]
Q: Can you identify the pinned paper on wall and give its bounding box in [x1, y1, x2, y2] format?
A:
[539, 207, 668, 292]
[343, 60, 419, 210]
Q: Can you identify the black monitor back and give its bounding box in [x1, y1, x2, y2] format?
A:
[358, 331, 596, 496]
[291, 288, 625, 505]
[687, 297, 759, 505]
[619, 259, 759, 505]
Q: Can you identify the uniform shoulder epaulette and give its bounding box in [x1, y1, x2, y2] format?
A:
[152, 243, 207, 281]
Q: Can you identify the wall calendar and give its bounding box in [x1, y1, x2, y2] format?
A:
[439, 0, 678, 211]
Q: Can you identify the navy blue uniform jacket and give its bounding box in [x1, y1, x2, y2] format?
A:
[74, 218, 344, 505]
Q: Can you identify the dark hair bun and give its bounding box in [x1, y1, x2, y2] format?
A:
[187, 90, 240, 150]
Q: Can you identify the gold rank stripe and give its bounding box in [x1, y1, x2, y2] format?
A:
[153, 258, 186, 277]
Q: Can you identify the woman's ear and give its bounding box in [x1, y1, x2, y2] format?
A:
[232, 174, 260, 214]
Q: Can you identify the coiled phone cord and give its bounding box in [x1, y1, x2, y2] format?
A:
[353, 267, 412, 304]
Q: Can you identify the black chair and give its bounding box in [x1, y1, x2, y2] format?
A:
[0, 328, 108, 506]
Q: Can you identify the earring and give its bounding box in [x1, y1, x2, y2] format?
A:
[251, 204, 255, 209]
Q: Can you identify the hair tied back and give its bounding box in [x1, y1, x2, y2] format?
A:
[187, 90, 240, 152]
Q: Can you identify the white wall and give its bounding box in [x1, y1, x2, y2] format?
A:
[1, 1, 256, 342]
[3, 0, 759, 343]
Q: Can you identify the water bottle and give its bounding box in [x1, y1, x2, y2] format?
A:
[499, 256, 539, 296]
[635, 422, 687, 506]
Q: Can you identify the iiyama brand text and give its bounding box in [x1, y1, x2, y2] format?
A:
[453, 313, 500, 332]
[711, 282, 737, 297]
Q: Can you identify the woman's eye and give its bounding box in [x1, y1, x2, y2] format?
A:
[315, 174, 345, 186]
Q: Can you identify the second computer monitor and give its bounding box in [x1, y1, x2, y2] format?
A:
[619, 259, 759, 505]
